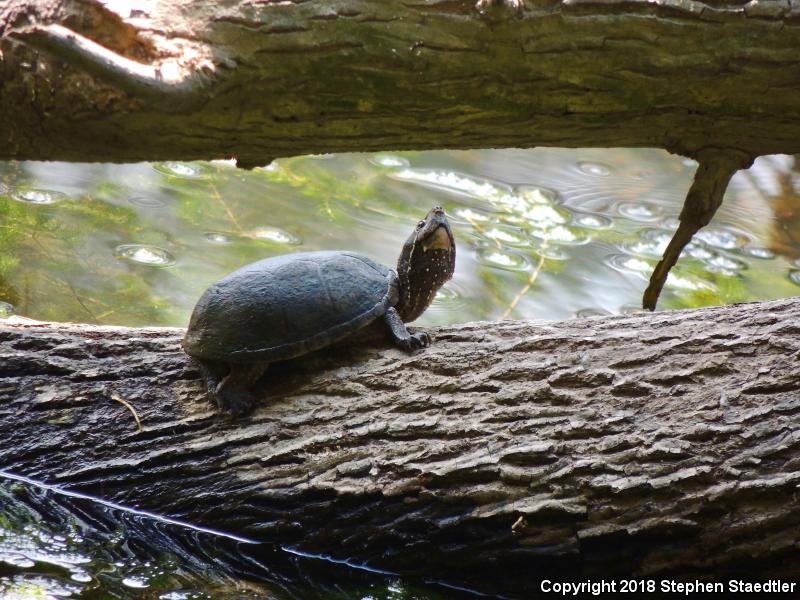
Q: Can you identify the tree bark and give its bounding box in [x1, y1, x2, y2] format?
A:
[1, 0, 800, 166]
[2, 297, 800, 596]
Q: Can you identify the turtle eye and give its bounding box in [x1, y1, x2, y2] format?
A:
[417, 220, 425, 229]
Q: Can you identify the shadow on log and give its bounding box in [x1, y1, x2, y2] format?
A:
[2, 298, 800, 596]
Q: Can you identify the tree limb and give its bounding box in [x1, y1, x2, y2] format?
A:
[643, 148, 754, 310]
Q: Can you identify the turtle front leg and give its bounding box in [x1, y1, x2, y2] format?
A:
[384, 307, 431, 352]
[214, 362, 268, 417]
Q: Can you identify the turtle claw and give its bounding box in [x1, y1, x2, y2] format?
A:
[415, 331, 432, 348]
[214, 384, 256, 418]
[401, 331, 430, 352]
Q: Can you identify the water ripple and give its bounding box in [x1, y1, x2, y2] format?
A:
[475, 247, 531, 271]
[576, 161, 612, 176]
[11, 189, 67, 205]
[114, 245, 176, 267]
[245, 227, 302, 245]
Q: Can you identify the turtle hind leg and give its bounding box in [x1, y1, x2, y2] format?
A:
[195, 358, 226, 397]
[214, 362, 269, 417]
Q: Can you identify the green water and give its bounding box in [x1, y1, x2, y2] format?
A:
[2, 149, 799, 327]
[1, 149, 799, 598]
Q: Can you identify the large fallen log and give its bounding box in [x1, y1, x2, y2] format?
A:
[2, 298, 800, 597]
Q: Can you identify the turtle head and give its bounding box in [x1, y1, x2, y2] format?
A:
[395, 206, 456, 322]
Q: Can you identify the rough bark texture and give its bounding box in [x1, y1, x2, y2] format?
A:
[2, 298, 800, 596]
[2, 0, 800, 166]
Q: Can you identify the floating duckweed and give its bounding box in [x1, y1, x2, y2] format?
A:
[152, 162, 207, 179]
[11, 188, 67, 205]
[521, 204, 570, 227]
[0, 575, 83, 598]
[70, 571, 92, 583]
[114, 245, 176, 267]
[451, 206, 494, 223]
[576, 161, 612, 176]
[666, 273, 715, 292]
[531, 243, 569, 261]
[247, 227, 301, 245]
[122, 576, 151, 589]
[530, 225, 589, 245]
[617, 201, 663, 222]
[0, 302, 13, 317]
[576, 308, 612, 318]
[391, 169, 509, 199]
[623, 229, 673, 257]
[788, 270, 800, 286]
[480, 225, 528, 247]
[128, 196, 166, 208]
[493, 188, 559, 216]
[606, 254, 653, 275]
[743, 246, 775, 260]
[368, 154, 409, 168]
[685, 244, 714, 260]
[0, 514, 94, 592]
[203, 232, 234, 244]
[607, 256, 713, 292]
[661, 217, 681, 230]
[475, 247, 531, 271]
[508, 185, 560, 205]
[573, 213, 613, 230]
[623, 241, 665, 258]
[706, 255, 748, 274]
[694, 227, 748, 250]
[1, 554, 35, 568]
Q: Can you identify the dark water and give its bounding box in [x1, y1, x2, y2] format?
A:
[0, 473, 459, 600]
[1, 149, 799, 598]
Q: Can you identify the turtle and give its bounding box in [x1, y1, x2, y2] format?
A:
[182, 206, 456, 416]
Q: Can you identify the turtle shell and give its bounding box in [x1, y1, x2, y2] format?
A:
[182, 251, 398, 362]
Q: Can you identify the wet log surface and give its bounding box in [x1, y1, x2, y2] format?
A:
[2, 297, 800, 596]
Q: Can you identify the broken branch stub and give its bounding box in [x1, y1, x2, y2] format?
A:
[643, 148, 754, 311]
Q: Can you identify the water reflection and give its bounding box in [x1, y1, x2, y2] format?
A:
[575, 161, 612, 176]
[115, 244, 177, 267]
[244, 227, 302, 245]
[0, 476, 461, 600]
[11, 189, 66, 205]
[153, 162, 211, 179]
[0, 148, 798, 327]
